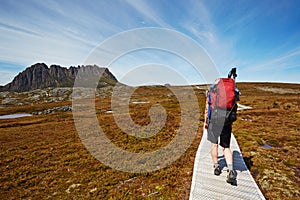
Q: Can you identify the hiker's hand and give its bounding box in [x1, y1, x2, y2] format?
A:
[203, 122, 208, 129]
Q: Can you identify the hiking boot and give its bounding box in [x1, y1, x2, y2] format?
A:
[214, 166, 221, 176]
[226, 170, 236, 184]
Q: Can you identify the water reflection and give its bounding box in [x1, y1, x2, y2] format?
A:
[262, 143, 272, 149]
[0, 113, 32, 119]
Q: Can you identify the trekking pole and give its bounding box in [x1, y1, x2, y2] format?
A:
[232, 67, 240, 101]
[232, 68, 237, 82]
[226, 67, 239, 120]
[228, 68, 236, 79]
[228, 67, 237, 86]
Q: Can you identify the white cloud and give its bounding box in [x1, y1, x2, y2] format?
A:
[1, 0, 299, 85]
[124, 0, 170, 28]
[0, 70, 19, 85]
[247, 46, 300, 72]
[179, 1, 236, 75]
[85, 28, 218, 85]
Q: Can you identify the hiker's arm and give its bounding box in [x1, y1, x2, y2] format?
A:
[234, 103, 238, 112]
[203, 95, 209, 129]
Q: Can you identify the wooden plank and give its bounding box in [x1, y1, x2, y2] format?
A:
[189, 130, 265, 200]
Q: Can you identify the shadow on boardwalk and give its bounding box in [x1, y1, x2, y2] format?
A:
[189, 130, 265, 200]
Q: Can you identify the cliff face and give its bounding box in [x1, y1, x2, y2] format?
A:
[1, 63, 118, 92]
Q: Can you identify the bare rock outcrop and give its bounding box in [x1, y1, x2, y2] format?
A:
[0, 63, 118, 92]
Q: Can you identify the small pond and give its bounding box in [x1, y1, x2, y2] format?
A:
[0, 113, 33, 119]
[262, 143, 272, 149]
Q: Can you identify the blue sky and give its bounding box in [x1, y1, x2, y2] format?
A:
[0, 0, 299, 85]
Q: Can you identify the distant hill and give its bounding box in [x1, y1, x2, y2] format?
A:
[0, 63, 118, 92]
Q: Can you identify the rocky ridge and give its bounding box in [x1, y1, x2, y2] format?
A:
[0, 63, 118, 92]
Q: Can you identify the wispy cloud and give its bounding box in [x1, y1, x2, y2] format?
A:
[0, 0, 129, 71]
[0, 0, 300, 85]
[0, 61, 25, 85]
[0, 22, 40, 37]
[248, 46, 300, 72]
[124, 0, 170, 28]
[179, 1, 236, 75]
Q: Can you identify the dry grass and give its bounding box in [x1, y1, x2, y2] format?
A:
[234, 82, 300, 199]
[0, 86, 204, 199]
[0, 83, 299, 199]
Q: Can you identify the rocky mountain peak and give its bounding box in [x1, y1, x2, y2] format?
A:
[0, 63, 118, 92]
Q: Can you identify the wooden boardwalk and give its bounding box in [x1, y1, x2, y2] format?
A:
[189, 130, 265, 200]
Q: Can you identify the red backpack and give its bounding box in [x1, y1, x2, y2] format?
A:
[210, 78, 235, 110]
[207, 68, 239, 125]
